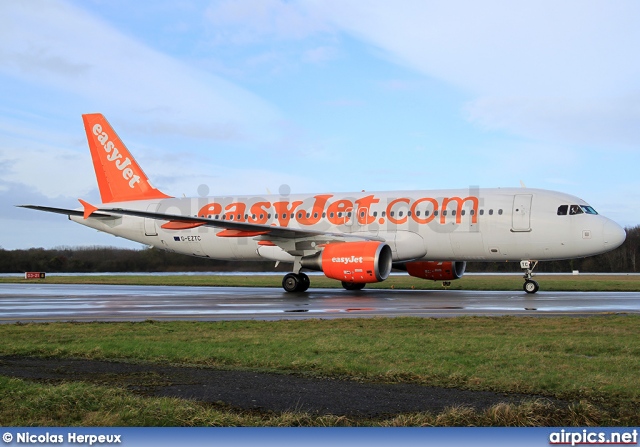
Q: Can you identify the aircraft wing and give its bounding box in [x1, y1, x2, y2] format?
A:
[99, 206, 383, 242]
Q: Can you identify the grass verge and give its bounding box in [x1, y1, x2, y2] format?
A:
[0, 376, 610, 426]
[1, 316, 638, 426]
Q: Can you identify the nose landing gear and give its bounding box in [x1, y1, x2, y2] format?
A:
[521, 260, 539, 293]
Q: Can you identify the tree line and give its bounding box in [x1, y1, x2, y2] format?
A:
[1, 225, 639, 274]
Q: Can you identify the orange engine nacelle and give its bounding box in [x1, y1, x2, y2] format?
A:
[404, 261, 466, 281]
[301, 241, 393, 283]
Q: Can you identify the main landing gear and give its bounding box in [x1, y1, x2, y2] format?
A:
[282, 272, 310, 293]
[521, 260, 539, 294]
[281, 273, 367, 292]
[342, 281, 365, 291]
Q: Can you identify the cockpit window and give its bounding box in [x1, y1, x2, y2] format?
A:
[569, 205, 583, 215]
[559, 204, 598, 216]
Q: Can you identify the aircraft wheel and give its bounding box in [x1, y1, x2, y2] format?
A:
[282, 273, 301, 292]
[342, 281, 366, 291]
[298, 273, 310, 292]
[523, 280, 539, 294]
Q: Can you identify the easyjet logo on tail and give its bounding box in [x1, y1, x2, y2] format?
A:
[83, 113, 171, 203]
[92, 124, 141, 189]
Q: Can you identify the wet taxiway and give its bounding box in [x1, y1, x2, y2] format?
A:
[1, 283, 639, 322]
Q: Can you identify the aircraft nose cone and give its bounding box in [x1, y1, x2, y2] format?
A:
[603, 220, 626, 249]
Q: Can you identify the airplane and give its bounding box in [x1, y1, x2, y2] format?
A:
[20, 114, 627, 294]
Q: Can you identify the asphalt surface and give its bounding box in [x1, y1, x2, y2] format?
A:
[0, 355, 556, 417]
[0, 283, 639, 322]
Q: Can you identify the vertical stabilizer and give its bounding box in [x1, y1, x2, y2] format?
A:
[82, 113, 171, 203]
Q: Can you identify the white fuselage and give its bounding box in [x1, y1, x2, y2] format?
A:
[70, 187, 626, 264]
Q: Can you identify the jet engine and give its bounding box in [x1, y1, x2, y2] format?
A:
[402, 261, 466, 281]
[301, 241, 393, 283]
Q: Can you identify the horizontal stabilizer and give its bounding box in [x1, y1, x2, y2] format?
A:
[78, 199, 98, 219]
[17, 205, 116, 219]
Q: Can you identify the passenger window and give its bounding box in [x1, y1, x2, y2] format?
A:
[479, 210, 484, 216]
[489, 209, 493, 216]
[557, 205, 568, 216]
[498, 209, 503, 215]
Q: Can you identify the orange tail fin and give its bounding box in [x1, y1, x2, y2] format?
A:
[83, 113, 171, 203]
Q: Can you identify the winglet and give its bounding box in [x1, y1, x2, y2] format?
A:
[82, 114, 172, 203]
[78, 199, 98, 219]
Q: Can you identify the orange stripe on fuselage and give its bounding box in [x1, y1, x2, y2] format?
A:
[197, 194, 479, 228]
[161, 221, 206, 230]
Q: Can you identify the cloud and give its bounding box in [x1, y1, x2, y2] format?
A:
[465, 95, 640, 149]
[0, 1, 282, 141]
[302, 46, 339, 64]
[205, 0, 331, 44]
[0, 1, 305, 207]
[305, 0, 640, 148]
[0, 145, 94, 199]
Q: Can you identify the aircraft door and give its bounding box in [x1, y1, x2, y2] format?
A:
[343, 206, 365, 232]
[350, 205, 374, 234]
[512, 194, 532, 232]
[144, 203, 159, 236]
